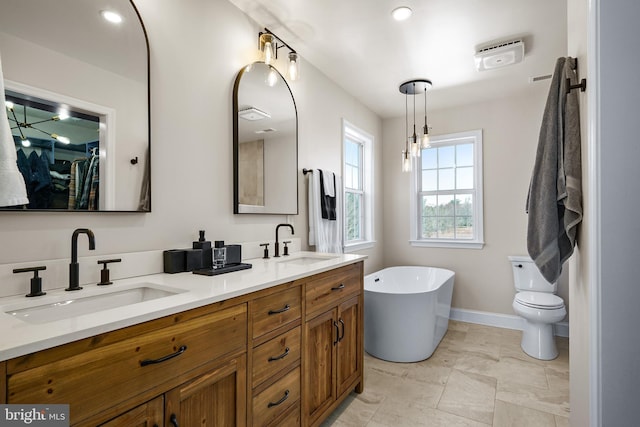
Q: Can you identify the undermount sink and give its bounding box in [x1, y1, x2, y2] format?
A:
[3, 283, 186, 324]
[276, 254, 339, 266]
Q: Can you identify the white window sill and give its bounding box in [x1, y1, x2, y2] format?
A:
[409, 239, 484, 249]
[344, 240, 376, 252]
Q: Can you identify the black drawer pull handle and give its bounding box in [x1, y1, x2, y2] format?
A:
[333, 321, 340, 345]
[267, 390, 290, 408]
[268, 304, 290, 315]
[170, 413, 179, 427]
[338, 318, 345, 342]
[140, 345, 187, 367]
[331, 283, 345, 291]
[268, 347, 290, 362]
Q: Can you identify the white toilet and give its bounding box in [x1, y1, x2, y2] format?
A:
[508, 255, 566, 360]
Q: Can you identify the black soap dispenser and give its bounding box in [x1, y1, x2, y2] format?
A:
[193, 230, 213, 268]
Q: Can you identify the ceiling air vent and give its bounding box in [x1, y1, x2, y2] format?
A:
[238, 107, 270, 121]
[474, 39, 524, 71]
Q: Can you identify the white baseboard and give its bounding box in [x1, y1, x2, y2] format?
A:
[450, 307, 569, 338]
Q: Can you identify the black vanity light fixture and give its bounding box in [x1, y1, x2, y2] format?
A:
[258, 28, 300, 81]
[399, 79, 432, 172]
[5, 101, 71, 147]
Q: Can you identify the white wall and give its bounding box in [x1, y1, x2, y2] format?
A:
[0, 0, 383, 279]
[567, 0, 590, 424]
[382, 86, 571, 316]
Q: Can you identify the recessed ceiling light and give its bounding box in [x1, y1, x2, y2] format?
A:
[392, 6, 413, 21]
[100, 10, 123, 24]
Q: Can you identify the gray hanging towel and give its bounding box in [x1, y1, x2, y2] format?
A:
[526, 56, 583, 283]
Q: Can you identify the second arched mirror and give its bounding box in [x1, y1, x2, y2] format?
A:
[233, 62, 298, 215]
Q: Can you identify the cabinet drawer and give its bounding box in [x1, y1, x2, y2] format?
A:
[7, 304, 247, 424]
[252, 366, 300, 427]
[305, 264, 360, 316]
[273, 402, 300, 427]
[252, 326, 301, 388]
[252, 286, 301, 339]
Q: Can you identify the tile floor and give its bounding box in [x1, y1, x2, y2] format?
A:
[321, 320, 569, 427]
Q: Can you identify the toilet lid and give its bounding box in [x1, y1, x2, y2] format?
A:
[515, 291, 565, 309]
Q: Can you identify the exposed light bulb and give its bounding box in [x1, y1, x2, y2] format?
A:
[5, 101, 14, 110]
[421, 128, 431, 148]
[57, 109, 70, 120]
[401, 150, 412, 172]
[409, 137, 420, 158]
[52, 133, 70, 144]
[264, 41, 274, 64]
[21, 138, 31, 147]
[288, 52, 299, 81]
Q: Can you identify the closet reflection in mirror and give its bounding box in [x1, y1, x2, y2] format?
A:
[0, 0, 150, 212]
[6, 90, 104, 210]
[233, 62, 298, 214]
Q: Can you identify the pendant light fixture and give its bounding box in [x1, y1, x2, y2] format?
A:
[402, 92, 411, 172]
[399, 79, 432, 171]
[258, 28, 300, 81]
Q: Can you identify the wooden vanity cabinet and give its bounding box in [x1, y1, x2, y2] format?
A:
[302, 263, 364, 427]
[6, 302, 248, 427]
[0, 361, 6, 404]
[248, 283, 302, 426]
[2, 260, 364, 427]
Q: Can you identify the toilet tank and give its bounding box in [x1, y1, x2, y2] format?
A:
[508, 255, 557, 293]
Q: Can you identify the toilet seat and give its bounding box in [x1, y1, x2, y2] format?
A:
[515, 291, 564, 310]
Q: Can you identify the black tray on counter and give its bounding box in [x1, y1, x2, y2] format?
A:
[192, 262, 252, 276]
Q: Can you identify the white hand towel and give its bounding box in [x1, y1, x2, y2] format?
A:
[308, 170, 343, 253]
[321, 169, 335, 197]
[0, 51, 28, 207]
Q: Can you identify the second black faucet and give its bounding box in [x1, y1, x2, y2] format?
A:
[274, 223, 294, 257]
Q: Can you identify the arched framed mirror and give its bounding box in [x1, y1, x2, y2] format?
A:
[233, 62, 298, 215]
[0, 0, 150, 212]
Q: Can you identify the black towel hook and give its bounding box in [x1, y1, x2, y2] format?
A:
[566, 57, 587, 94]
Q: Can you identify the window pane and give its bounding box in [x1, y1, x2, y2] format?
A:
[421, 216, 438, 238]
[456, 216, 473, 239]
[351, 166, 361, 190]
[456, 143, 474, 167]
[345, 140, 360, 166]
[345, 192, 361, 241]
[456, 166, 473, 189]
[437, 194, 454, 216]
[438, 217, 455, 238]
[344, 164, 354, 189]
[422, 195, 437, 215]
[422, 170, 437, 191]
[455, 194, 473, 216]
[438, 146, 455, 168]
[422, 149, 437, 169]
[438, 168, 455, 190]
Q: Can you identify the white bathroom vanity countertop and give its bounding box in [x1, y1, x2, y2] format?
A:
[0, 251, 366, 361]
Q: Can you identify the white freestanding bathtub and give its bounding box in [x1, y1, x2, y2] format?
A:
[364, 266, 455, 362]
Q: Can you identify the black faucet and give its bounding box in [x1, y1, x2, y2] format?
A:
[274, 223, 294, 257]
[66, 228, 96, 291]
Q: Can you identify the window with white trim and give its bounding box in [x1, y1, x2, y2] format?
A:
[410, 129, 484, 249]
[343, 120, 374, 251]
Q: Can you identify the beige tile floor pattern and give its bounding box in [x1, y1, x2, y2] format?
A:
[321, 321, 569, 427]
